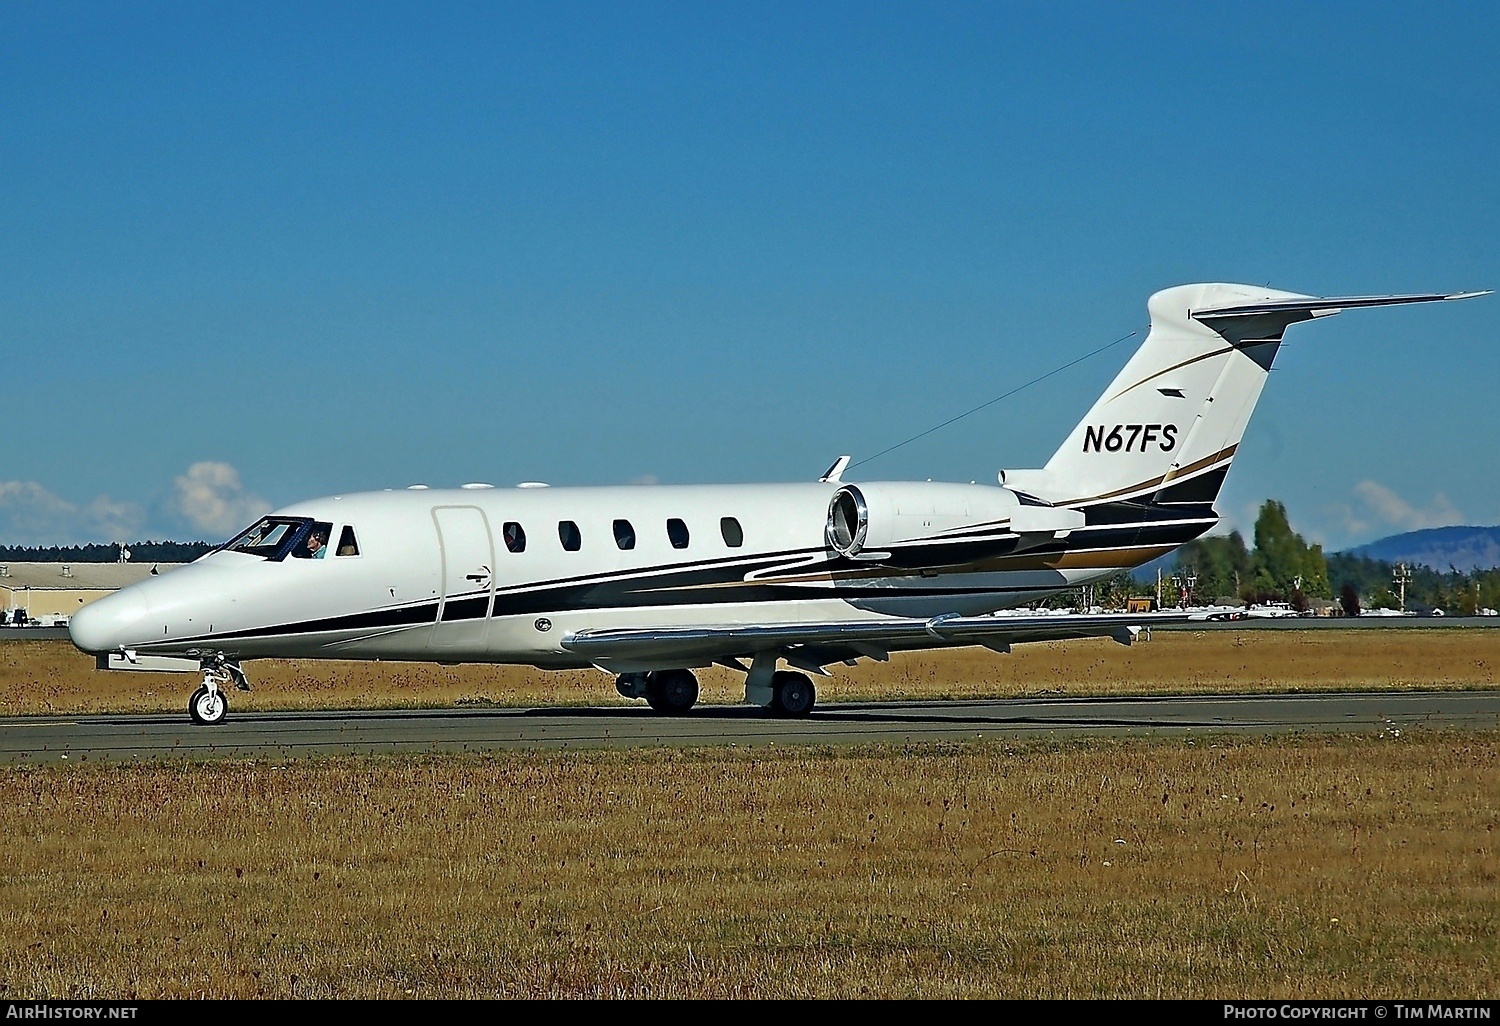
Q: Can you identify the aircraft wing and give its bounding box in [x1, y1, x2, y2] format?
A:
[562, 610, 1203, 671]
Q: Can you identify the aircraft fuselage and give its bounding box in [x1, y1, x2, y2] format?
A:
[72, 480, 1191, 667]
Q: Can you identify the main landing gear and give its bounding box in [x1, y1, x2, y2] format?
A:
[741, 651, 817, 718]
[615, 669, 700, 715]
[614, 665, 817, 718]
[188, 656, 249, 726]
[768, 670, 816, 717]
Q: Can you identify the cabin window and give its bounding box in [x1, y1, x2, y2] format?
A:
[720, 517, 743, 548]
[613, 519, 636, 550]
[503, 521, 526, 553]
[336, 525, 360, 556]
[559, 520, 582, 551]
[291, 521, 334, 559]
[666, 518, 690, 549]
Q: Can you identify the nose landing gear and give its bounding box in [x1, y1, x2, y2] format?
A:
[187, 656, 249, 726]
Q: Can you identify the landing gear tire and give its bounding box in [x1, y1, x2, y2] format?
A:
[645, 669, 699, 715]
[615, 672, 650, 700]
[188, 684, 228, 726]
[770, 670, 815, 718]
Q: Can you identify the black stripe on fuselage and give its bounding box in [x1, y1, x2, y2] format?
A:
[199, 601, 442, 642]
[159, 503, 1216, 646]
[484, 523, 1214, 620]
[161, 548, 828, 647]
[1153, 468, 1229, 505]
[1078, 500, 1218, 527]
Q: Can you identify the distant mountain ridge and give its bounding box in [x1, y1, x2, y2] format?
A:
[1345, 526, 1500, 573]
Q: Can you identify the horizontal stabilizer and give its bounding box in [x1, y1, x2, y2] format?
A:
[1192, 290, 1489, 322]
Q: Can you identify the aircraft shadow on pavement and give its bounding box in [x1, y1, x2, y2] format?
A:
[510, 705, 1248, 730]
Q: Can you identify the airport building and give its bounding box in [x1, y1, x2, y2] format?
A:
[0, 562, 183, 625]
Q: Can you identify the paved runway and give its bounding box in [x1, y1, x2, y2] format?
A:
[2, 690, 1498, 763]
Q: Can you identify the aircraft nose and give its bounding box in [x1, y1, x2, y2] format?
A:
[69, 588, 150, 654]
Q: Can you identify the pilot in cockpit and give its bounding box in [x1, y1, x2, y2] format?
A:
[302, 527, 329, 559]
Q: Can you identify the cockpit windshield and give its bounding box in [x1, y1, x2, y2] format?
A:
[223, 517, 316, 561]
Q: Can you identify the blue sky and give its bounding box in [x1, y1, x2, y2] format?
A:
[1, 2, 1495, 546]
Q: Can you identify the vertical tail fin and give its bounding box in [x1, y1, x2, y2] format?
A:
[1003, 283, 1485, 509]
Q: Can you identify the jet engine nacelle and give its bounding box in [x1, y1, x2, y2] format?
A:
[824, 482, 1025, 557]
[826, 482, 1089, 558]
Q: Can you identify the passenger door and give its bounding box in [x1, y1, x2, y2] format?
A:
[430, 506, 494, 656]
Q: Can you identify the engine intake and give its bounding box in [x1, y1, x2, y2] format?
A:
[826, 486, 870, 556]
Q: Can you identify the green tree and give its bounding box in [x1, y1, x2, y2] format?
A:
[1175, 531, 1250, 602]
[1327, 555, 1500, 614]
[1175, 500, 1332, 604]
[1479, 569, 1500, 612]
[1300, 543, 1331, 599]
[1339, 583, 1361, 617]
[1245, 500, 1330, 600]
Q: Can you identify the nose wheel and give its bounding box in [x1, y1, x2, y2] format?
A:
[188, 684, 228, 725]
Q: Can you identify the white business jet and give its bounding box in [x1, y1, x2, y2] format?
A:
[69, 282, 1485, 724]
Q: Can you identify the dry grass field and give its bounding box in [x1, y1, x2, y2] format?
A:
[2, 630, 1499, 716]
[1, 733, 1495, 998]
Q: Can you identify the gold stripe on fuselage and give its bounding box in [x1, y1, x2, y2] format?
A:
[631, 543, 1181, 593]
[1057, 444, 1237, 507]
[1105, 345, 1235, 402]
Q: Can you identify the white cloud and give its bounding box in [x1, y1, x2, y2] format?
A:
[1205, 498, 1264, 539]
[0, 481, 144, 546]
[1324, 480, 1465, 546]
[172, 462, 271, 537]
[629, 474, 660, 486]
[1353, 480, 1464, 533]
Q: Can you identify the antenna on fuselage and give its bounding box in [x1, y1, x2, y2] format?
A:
[819, 455, 851, 483]
[845, 329, 1139, 472]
